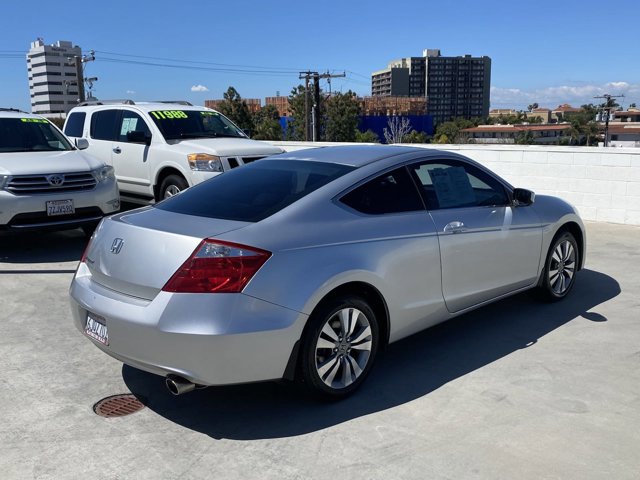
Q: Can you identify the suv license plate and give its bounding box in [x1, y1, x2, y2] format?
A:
[46, 199, 75, 216]
[85, 313, 109, 345]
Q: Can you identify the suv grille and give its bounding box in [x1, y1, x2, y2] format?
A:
[5, 172, 97, 195]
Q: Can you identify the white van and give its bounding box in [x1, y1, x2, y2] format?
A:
[64, 101, 283, 204]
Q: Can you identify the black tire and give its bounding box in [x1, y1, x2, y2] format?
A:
[537, 231, 578, 302]
[158, 174, 188, 201]
[299, 295, 379, 399]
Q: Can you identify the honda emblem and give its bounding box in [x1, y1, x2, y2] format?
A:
[110, 238, 124, 254]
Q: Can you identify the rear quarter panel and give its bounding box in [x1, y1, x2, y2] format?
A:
[234, 209, 449, 343]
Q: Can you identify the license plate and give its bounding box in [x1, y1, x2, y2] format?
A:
[85, 313, 109, 345]
[46, 199, 75, 216]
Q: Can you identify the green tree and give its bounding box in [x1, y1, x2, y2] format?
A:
[580, 103, 599, 120]
[252, 105, 282, 140]
[567, 105, 602, 145]
[433, 117, 478, 144]
[354, 129, 380, 143]
[324, 91, 360, 142]
[527, 103, 539, 111]
[403, 130, 430, 143]
[216, 87, 254, 134]
[630, 103, 637, 109]
[515, 130, 536, 145]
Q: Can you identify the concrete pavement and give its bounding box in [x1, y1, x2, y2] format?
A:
[0, 222, 638, 479]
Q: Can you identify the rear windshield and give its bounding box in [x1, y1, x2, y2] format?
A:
[0, 118, 73, 152]
[156, 160, 355, 222]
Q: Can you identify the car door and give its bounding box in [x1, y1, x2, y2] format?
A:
[408, 158, 543, 313]
[339, 166, 446, 341]
[88, 109, 119, 171]
[110, 110, 153, 197]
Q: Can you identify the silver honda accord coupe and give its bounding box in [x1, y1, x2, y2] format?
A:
[70, 145, 585, 398]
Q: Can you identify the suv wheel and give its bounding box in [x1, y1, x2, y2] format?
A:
[158, 175, 188, 201]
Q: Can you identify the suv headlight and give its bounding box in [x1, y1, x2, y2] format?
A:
[188, 154, 223, 172]
[92, 165, 115, 182]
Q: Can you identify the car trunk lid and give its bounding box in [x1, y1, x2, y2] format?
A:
[83, 207, 250, 300]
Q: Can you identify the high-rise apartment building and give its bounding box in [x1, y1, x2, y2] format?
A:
[371, 49, 491, 125]
[27, 39, 82, 115]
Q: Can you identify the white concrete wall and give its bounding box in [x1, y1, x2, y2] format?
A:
[269, 141, 640, 226]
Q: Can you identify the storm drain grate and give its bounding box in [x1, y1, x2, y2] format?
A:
[93, 394, 145, 418]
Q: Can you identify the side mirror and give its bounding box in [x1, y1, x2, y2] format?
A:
[513, 188, 535, 206]
[75, 138, 89, 150]
[127, 130, 152, 146]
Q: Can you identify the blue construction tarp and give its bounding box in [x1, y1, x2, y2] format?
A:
[359, 115, 434, 143]
[279, 115, 434, 143]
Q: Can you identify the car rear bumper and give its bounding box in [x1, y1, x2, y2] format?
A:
[69, 266, 307, 386]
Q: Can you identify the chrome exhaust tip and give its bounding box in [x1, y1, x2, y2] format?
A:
[165, 374, 196, 396]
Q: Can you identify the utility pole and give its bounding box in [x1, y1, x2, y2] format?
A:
[300, 72, 311, 141]
[299, 71, 346, 141]
[72, 50, 96, 103]
[594, 93, 624, 147]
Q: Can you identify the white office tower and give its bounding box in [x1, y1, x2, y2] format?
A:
[27, 39, 82, 115]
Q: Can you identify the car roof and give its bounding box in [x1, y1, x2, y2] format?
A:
[68, 102, 213, 113]
[275, 145, 437, 168]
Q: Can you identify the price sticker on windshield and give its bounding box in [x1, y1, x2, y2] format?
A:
[20, 118, 49, 123]
[150, 110, 188, 120]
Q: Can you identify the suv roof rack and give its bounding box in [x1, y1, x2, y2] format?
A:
[152, 101, 193, 106]
[76, 99, 136, 106]
[0, 107, 28, 113]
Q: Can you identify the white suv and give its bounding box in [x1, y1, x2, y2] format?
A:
[63, 101, 284, 204]
[0, 108, 119, 233]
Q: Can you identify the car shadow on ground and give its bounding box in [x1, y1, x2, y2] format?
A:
[122, 268, 619, 440]
[0, 229, 88, 265]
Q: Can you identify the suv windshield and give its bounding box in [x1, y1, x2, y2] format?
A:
[156, 159, 355, 222]
[0, 118, 73, 153]
[148, 109, 247, 141]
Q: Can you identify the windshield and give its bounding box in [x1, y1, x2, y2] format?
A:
[156, 160, 355, 222]
[0, 118, 74, 153]
[149, 109, 247, 140]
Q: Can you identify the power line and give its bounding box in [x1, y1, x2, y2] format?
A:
[94, 49, 304, 73]
[98, 56, 298, 77]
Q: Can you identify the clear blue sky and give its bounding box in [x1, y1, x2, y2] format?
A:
[2, 0, 639, 113]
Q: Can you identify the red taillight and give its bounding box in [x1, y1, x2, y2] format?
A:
[162, 239, 271, 293]
[80, 234, 95, 264]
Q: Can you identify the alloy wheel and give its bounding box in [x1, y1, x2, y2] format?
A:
[548, 239, 576, 295]
[314, 307, 373, 389]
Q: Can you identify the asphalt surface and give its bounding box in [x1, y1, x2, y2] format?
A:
[0, 221, 638, 480]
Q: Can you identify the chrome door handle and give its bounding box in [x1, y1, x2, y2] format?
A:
[113, 147, 122, 154]
[444, 221, 466, 233]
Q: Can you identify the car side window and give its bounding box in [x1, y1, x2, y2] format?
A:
[341, 167, 425, 214]
[118, 111, 151, 142]
[90, 110, 120, 141]
[64, 112, 85, 137]
[409, 160, 509, 210]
